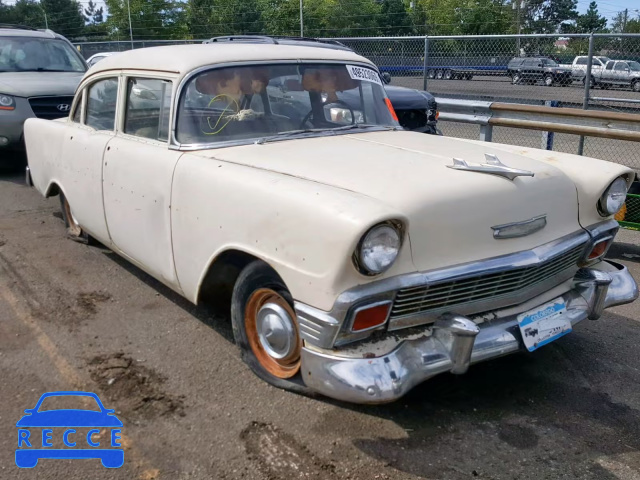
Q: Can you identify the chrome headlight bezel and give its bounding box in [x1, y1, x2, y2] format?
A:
[353, 221, 403, 276]
[598, 176, 629, 217]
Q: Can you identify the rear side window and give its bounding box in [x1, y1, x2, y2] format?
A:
[124, 77, 172, 141]
[606, 61, 614, 70]
[576, 58, 588, 65]
[86, 78, 118, 131]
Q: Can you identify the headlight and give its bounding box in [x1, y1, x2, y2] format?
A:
[598, 177, 628, 216]
[355, 223, 402, 275]
[0, 94, 15, 111]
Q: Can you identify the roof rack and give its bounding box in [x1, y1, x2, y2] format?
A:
[204, 36, 279, 45]
[0, 24, 39, 31]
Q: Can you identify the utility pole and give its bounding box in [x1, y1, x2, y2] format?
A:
[622, 8, 628, 32]
[514, 0, 524, 56]
[126, 0, 134, 50]
[300, 0, 304, 37]
[43, 11, 48, 29]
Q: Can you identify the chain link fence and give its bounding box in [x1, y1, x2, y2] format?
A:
[76, 34, 640, 172]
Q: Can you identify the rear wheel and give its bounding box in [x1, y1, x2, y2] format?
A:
[444, 69, 453, 80]
[231, 261, 309, 393]
[59, 192, 89, 244]
[512, 73, 521, 85]
[633, 80, 640, 93]
[435, 69, 444, 79]
[427, 69, 435, 79]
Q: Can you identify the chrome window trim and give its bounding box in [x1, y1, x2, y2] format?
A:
[169, 59, 383, 151]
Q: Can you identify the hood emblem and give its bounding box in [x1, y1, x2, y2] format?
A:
[492, 215, 547, 239]
[448, 153, 535, 181]
[56, 104, 70, 112]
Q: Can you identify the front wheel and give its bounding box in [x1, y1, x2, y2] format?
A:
[632, 80, 640, 93]
[427, 69, 435, 79]
[544, 75, 554, 87]
[59, 192, 89, 244]
[512, 73, 521, 85]
[231, 261, 309, 393]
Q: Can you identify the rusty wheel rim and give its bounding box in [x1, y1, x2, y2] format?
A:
[62, 197, 82, 236]
[245, 288, 301, 379]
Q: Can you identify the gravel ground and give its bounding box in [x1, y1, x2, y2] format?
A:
[1, 167, 640, 480]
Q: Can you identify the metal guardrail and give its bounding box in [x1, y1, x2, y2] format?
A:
[436, 97, 640, 145]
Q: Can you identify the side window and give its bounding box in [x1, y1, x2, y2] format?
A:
[86, 78, 118, 131]
[124, 78, 172, 141]
[614, 62, 627, 71]
[576, 58, 587, 66]
[606, 62, 614, 70]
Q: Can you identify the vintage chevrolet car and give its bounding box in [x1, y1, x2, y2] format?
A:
[24, 44, 638, 404]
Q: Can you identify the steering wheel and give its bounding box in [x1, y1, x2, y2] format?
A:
[299, 100, 355, 130]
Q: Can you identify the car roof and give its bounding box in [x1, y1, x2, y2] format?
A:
[89, 43, 374, 80]
[204, 35, 353, 52]
[0, 26, 58, 39]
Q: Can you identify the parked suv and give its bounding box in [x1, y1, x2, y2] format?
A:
[507, 56, 572, 87]
[0, 25, 87, 158]
[203, 36, 440, 135]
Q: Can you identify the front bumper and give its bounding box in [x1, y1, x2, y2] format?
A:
[0, 97, 32, 151]
[300, 260, 637, 404]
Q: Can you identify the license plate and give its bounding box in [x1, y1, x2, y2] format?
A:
[517, 298, 571, 352]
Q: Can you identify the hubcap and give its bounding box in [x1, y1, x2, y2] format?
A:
[245, 288, 301, 378]
[257, 302, 296, 360]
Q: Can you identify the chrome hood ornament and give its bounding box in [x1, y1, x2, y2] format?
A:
[447, 153, 535, 181]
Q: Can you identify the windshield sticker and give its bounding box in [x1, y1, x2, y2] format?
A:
[345, 65, 382, 86]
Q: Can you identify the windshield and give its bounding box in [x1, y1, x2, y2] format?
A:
[0, 37, 86, 72]
[37, 395, 101, 412]
[542, 59, 558, 67]
[629, 61, 640, 72]
[176, 63, 399, 145]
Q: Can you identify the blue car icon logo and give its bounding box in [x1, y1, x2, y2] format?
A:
[16, 391, 123, 468]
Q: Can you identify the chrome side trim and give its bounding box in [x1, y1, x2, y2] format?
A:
[492, 214, 547, 239]
[447, 153, 535, 181]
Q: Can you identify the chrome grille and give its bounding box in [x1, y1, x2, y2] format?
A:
[28, 96, 74, 120]
[390, 243, 585, 319]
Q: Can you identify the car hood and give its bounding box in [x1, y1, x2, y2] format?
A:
[16, 410, 122, 427]
[384, 85, 435, 109]
[201, 130, 583, 272]
[0, 72, 84, 98]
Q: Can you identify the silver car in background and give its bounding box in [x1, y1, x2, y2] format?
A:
[0, 25, 87, 158]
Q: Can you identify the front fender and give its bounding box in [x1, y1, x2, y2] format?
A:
[171, 153, 412, 311]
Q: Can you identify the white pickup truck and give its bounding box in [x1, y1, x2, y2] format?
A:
[560, 56, 612, 85]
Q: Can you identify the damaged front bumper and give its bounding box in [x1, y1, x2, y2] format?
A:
[299, 260, 637, 404]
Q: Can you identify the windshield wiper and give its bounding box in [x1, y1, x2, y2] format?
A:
[256, 124, 398, 144]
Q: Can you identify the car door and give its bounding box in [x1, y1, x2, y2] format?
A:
[602, 61, 615, 84]
[101, 74, 184, 291]
[59, 76, 118, 242]
[613, 62, 628, 85]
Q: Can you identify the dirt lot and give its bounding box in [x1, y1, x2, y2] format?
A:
[2, 167, 640, 480]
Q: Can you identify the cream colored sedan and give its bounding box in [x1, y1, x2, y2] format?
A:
[24, 44, 638, 404]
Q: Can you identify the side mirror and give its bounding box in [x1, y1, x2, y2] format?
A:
[381, 72, 392, 84]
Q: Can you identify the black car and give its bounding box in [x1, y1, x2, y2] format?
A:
[507, 56, 572, 87]
[203, 36, 440, 135]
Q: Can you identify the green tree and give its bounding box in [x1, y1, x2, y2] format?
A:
[378, 0, 413, 36]
[523, 0, 578, 33]
[105, 0, 186, 40]
[2, 0, 47, 29]
[574, 1, 607, 32]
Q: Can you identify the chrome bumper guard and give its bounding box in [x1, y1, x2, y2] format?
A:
[300, 260, 637, 404]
